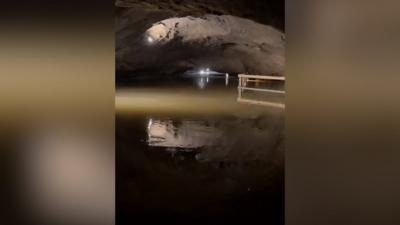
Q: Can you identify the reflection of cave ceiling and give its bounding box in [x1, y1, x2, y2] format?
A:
[116, 0, 285, 75]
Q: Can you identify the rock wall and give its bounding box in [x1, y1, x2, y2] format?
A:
[116, 0, 285, 75]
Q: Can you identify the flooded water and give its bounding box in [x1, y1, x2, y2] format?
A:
[116, 73, 284, 224]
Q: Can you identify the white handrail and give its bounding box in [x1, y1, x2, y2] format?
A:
[238, 74, 285, 81]
[237, 74, 285, 108]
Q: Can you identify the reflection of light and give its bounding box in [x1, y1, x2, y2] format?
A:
[147, 118, 153, 130]
[147, 36, 154, 43]
[199, 70, 205, 75]
[197, 77, 206, 89]
[206, 68, 210, 72]
[225, 73, 229, 86]
[206, 77, 209, 83]
[147, 118, 154, 144]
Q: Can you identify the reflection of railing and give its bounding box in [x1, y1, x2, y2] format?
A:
[238, 74, 285, 108]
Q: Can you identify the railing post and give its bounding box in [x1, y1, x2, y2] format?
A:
[238, 75, 242, 98]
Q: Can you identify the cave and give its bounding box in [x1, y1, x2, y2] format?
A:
[116, 0, 285, 77]
[116, 1, 285, 224]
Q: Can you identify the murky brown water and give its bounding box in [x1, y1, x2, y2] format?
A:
[116, 74, 284, 224]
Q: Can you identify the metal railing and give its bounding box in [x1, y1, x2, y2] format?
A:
[237, 74, 285, 108]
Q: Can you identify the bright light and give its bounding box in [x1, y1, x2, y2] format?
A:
[147, 36, 154, 43]
[199, 68, 211, 76]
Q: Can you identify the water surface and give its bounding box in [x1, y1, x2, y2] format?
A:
[116, 74, 284, 224]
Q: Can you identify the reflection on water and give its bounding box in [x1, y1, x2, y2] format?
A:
[194, 74, 230, 89]
[196, 77, 206, 89]
[147, 118, 222, 148]
[117, 74, 284, 224]
[192, 74, 231, 90]
[145, 115, 284, 162]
